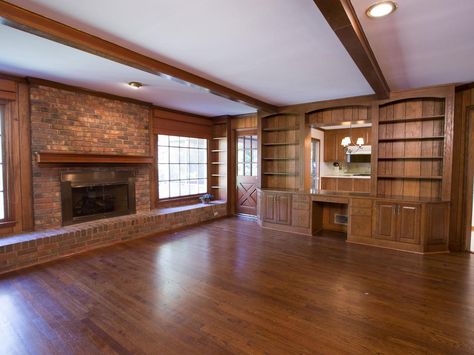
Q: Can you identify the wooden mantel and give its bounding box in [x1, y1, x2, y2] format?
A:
[36, 152, 154, 165]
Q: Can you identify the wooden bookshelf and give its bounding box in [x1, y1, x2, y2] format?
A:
[261, 113, 300, 190]
[376, 97, 446, 199]
[210, 121, 228, 201]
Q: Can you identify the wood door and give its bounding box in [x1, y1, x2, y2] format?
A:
[374, 202, 397, 241]
[236, 133, 258, 215]
[397, 204, 421, 244]
[276, 194, 291, 225]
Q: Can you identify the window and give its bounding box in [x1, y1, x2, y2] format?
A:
[0, 107, 5, 219]
[237, 135, 258, 176]
[157, 135, 208, 199]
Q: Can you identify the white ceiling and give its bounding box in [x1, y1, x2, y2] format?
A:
[352, 0, 474, 90]
[4, 0, 374, 108]
[0, 25, 255, 116]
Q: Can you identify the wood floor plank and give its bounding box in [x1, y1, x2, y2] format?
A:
[0, 217, 473, 354]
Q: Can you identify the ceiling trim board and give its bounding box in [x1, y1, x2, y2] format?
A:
[0, 0, 277, 112]
[312, 0, 390, 99]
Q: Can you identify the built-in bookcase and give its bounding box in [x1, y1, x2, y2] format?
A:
[377, 97, 446, 199]
[261, 114, 300, 190]
[210, 121, 228, 201]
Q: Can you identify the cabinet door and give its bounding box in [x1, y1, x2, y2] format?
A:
[263, 193, 276, 223]
[276, 194, 291, 225]
[373, 203, 397, 241]
[397, 204, 421, 244]
[349, 198, 373, 239]
[292, 195, 311, 228]
[336, 178, 353, 192]
[321, 177, 337, 191]
[353, 178, 371, 193]
[324, 132, 337, 162]
[335, 130, 348, 162]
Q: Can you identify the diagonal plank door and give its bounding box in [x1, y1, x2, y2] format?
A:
[236, 133, 258, 216]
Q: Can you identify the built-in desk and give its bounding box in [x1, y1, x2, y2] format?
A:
[257, 188, 449, 254]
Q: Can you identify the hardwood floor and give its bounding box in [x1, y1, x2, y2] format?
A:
[0, 217, 473, 354]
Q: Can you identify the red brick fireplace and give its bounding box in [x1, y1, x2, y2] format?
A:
[30, 84, 152, 230]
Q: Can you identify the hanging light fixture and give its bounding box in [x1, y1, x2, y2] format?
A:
[340, 123, 365, 150]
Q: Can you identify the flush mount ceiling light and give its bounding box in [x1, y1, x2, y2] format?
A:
[128, 81, 143, 89]
[366, 1, 398, 18]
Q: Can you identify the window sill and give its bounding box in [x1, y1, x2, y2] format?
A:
[155, 200, 226, 215]
[156, 194, 206, 208]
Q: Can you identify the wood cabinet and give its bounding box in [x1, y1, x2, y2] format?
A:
[353, 178, 371, 193]
[323, 127, 371, 162]
[323, 131, 337, 162]
[336, 178, 353, 192]
[291, 194, 311, 229]
[321, 177, 337, 190]
[373, 203, 398, 241]
[348, 198, 373, 239]
[321, 177, 371, 193]
[276, 194, 291, 225]
[262, 192, 277, 223]
[262, 192, 291, 226]
[258, 189, 449, 253]
[373, 202, 421, 244]
[259, 190, 312, 235]
[398, 204, 421, 244]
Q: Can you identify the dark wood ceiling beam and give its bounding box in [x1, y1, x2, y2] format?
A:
[0, 1, 277, 112]
[313, 0, 390, 98]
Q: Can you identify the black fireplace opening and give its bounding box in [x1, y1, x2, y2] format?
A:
[72, 184, 128, 218]
[61, 171, 136, 225]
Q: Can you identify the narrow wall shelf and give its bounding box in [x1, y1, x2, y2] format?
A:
[262, 128, 298, 132]
[378, 156, 444, 161]
[263, 172, 297, 176]
[378, 136, 444, 142]
[262, 142, 298, 146]
[378, 175, 443, 180]
[378, 115, 445, 124]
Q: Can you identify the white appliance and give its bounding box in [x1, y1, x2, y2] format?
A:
[346, 145, 371, 163]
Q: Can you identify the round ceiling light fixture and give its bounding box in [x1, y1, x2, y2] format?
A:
[128, 81, 143, 89]
[366, 1, 398, 18]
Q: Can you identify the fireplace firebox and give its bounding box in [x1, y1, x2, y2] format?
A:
[60, 171, 136, 225]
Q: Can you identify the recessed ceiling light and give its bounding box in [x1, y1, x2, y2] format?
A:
[366, 1, 397, 18]
[128, 81, 143, 89]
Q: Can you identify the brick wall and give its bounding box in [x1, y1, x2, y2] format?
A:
[30, 85, 152, 229]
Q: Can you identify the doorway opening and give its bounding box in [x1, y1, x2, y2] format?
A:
[236, 131, 258, 216]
